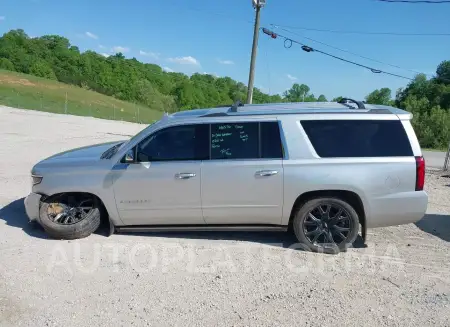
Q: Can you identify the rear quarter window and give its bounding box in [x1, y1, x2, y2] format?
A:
[300, 120, 413, 158]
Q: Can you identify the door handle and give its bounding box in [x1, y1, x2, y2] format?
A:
[175, 173, 196, 179]
[255, 170, 278, 177]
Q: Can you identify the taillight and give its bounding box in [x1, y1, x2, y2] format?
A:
[415, 156, 425, 191]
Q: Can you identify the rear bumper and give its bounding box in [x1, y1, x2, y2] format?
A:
[24, 193, 42, 222]
[367, 191, 428, 228]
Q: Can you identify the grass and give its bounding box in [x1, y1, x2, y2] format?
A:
[0, 70, 163, 123]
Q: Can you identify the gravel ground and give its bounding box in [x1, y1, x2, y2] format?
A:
[0, 106, 449, 327]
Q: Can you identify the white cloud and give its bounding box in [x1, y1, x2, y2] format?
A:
[0, 16, 5, 21]
[217, 59, 234, 65]
[167, 56, 200, 66]
[139, 50, 159, 60]
[162, 66, 174, 72]
[286, 74, 297, 81]
[101, 53, 110, 58]
[85, 31, 98, 40]
[111, 46, 130, 53]
[98, 45, 106, 50]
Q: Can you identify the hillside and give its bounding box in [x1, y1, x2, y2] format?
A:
[0, 70, 162, 123]
[0, 29, 287, 112]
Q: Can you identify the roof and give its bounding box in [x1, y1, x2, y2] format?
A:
[168, 101, 412, 120]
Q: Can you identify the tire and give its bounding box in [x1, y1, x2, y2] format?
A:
[292, 197, 360, 254]
[39, 195, 101, 240]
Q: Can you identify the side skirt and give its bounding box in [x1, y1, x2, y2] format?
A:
[115, 224, 288, 233]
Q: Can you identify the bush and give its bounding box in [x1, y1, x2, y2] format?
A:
[0, 58, 15, 71]
[29, 59, 57, 80]
[405, 96, 450, 149]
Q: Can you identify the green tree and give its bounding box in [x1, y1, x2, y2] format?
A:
[331, 96, 344, 102]
[29, 59, 56, 79]
[0, 58, 15, 71]
[317, 94, 327, 102]
[403, 95, 450, 149]
[283, 83, 311, 102]
[396, 74, 431, 108]
[0, 28, 337, 113]
[436, 60, 450, 85]
[365, 87, 392, 105]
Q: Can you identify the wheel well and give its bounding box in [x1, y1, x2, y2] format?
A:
[43, 192, 109, 224]
[289, 190, 366, 231]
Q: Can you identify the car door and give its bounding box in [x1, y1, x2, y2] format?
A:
[201, 121, 284, 225]
[112, 123, 209, 225]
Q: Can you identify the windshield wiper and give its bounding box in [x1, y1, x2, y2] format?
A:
[100, 142, 124, 159]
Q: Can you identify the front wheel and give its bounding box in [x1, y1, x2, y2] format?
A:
[39, 194, 102, 240]
[292, 198, 360, 253]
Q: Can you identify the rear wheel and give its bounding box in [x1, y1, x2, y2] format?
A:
[292, 197, 359, 253]
[39, 193, 101, 240]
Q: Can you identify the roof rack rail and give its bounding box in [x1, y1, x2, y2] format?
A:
[214, 104, 233, 108]
[338, 98, 366, 109]
[230, 100, 244, 112]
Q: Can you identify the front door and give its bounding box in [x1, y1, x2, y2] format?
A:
[112, 123, 209, 225]
[201, 121, 284, 225]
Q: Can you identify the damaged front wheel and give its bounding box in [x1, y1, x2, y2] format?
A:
[39, 193, 102, 240]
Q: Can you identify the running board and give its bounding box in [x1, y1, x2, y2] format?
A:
[116, 225, 288, 233]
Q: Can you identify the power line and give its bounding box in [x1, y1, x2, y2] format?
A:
[272, 25, 425, 76]
[173, 0, 450, 36]
[269, 24, 450, 36]
[261, 28, 414, 80]
[376, 0, 450, 3]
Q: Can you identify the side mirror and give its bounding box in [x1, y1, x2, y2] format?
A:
[123, 149, 135, 163]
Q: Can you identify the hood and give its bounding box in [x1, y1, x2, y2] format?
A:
[34, 141, 124, 171]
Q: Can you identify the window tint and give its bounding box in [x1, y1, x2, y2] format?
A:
[137, 124, 209, 162]
[301, 120, 413, 158]
[260, 122, 283, 159]
[211, 123, 259, 159]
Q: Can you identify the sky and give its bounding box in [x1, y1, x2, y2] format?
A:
[0, 0, 449, 100]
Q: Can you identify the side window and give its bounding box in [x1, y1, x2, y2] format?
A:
[260, 122, 283, 159]
[301, 120, 413, 158]
[210, 123, 259, 159]
[137, 124, 209, 162]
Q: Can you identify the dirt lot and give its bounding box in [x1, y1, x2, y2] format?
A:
[0, 106, 449, 327]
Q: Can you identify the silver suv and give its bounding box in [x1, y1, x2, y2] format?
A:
[24, 99, 428, 252]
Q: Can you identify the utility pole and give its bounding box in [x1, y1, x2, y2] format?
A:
[246, 0, 266, 104]
[444, 139, 450, 171]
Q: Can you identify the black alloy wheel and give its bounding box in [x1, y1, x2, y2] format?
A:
[292, 198, 360, 253]
[303, 203, 352, 246]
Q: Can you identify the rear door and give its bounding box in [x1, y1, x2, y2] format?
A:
[300, 117, 423, 228]
[201, 120, 284, 225]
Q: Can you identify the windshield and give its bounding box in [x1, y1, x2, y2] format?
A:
[127, 119, 162, 144]
[101, 119, 162, 159]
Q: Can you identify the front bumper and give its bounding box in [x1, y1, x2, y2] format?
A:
[24, 193, 42, 222]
